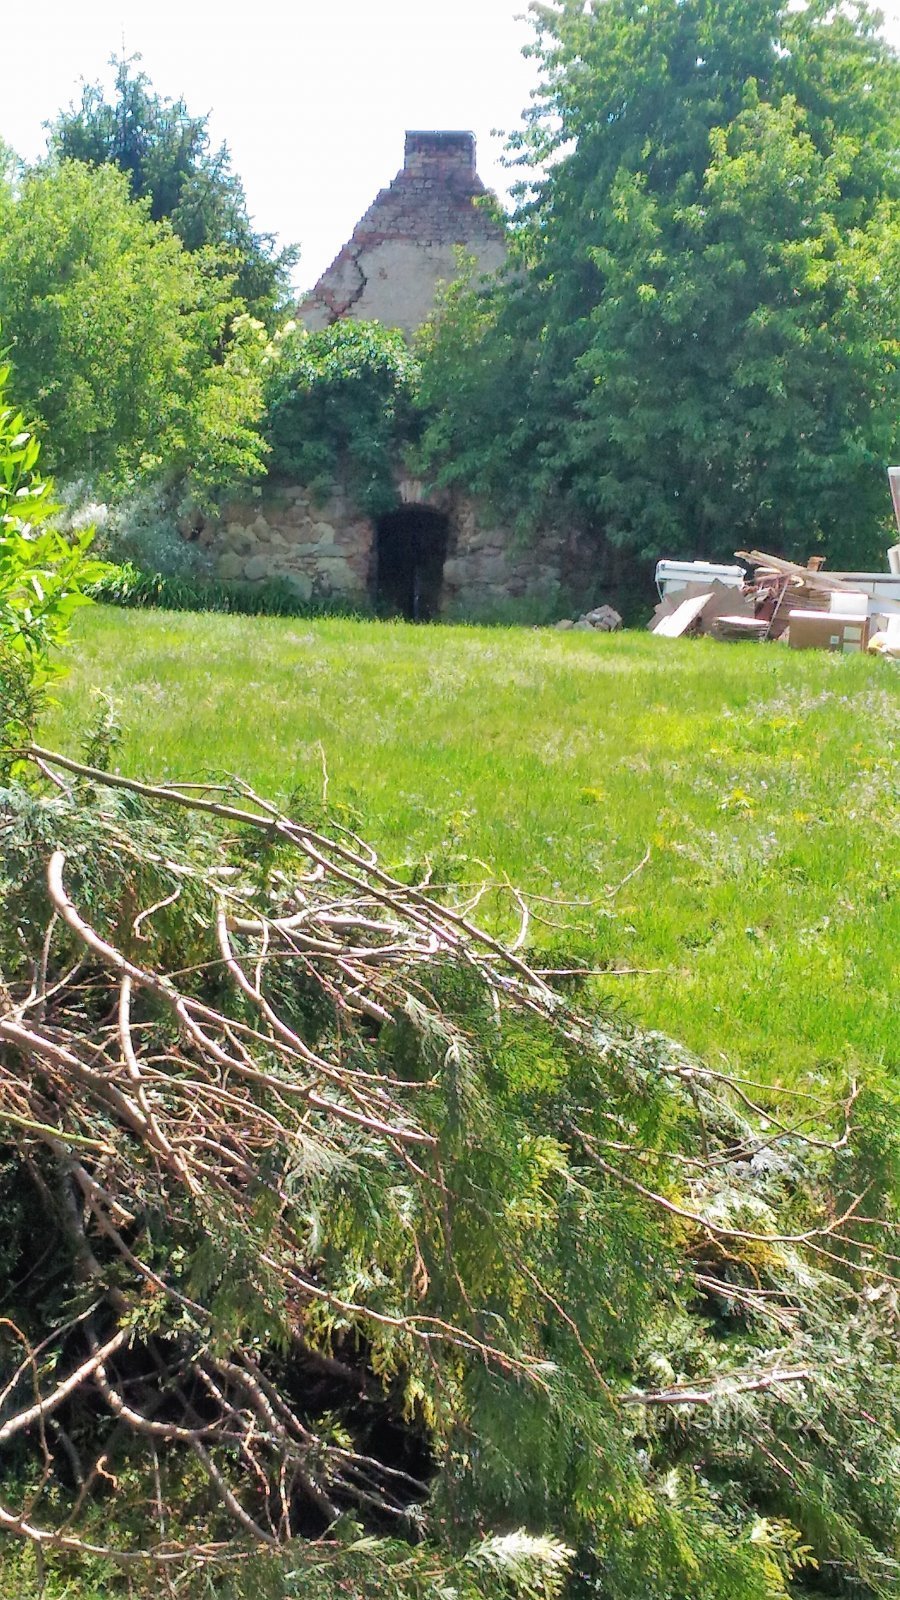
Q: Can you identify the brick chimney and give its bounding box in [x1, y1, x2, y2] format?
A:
[403, 131, 477, 179]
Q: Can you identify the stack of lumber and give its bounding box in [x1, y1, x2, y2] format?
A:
[736, 550, 876, 642]
[754, 573, 829, 638]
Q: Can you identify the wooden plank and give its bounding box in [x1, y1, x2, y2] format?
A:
[651, 592, 712, 637]
[735, 550, 859, 593]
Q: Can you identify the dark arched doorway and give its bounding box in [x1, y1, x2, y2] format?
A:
[374, 506, 449, 621]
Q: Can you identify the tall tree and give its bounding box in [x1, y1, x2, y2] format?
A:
[417, 0, 900, 568]
[48, 55, 297, 326]
[0, 160, 267, 495]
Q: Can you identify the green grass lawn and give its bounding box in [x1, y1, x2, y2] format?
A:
[46, 606, 899, 1095]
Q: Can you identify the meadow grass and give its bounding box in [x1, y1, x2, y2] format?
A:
[46, 606, 899, 1095]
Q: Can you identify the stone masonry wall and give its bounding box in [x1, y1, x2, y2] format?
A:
[199, 476, 588, 616]
[443, 501, 572, 612]
[200, 485, 372, 604]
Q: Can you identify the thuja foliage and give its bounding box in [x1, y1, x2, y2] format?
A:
[0, 359, 105, 756]
[263, 320, 421, 516]
[416, 0, 900, 567]
[0, 746, 897, 1599]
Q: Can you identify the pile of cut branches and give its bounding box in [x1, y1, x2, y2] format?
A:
[0, 746, 897, 1600]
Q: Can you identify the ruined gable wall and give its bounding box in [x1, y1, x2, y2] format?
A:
[200, 144, 574, 611]
[299, 132, 507, 338]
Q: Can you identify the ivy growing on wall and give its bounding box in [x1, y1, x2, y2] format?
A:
[262, 320, 420, 517]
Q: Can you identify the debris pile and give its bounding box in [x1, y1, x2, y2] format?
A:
[650, 547, 900, 655]
[649, 467, 900, 651]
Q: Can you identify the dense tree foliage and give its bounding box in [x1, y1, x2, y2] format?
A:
[416, 0, 900, 568]
[264, 319, 420, 515]
[0, 161, 268, 498]
[48, 55, 298, 326]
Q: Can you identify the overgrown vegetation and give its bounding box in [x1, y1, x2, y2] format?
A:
[1, 5, 897, 602]
[263, 319, 420, 516]
[3, 23, 899, 1588]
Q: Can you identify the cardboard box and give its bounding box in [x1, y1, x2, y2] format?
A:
[787, 610, 869, 653]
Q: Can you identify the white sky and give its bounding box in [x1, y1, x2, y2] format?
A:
[2, 0, 898, 294]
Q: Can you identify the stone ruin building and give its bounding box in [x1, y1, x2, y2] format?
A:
[204, 131, 593, 619]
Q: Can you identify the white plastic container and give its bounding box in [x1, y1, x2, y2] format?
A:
[830, 573, 900, 608]
[828, 574, 900, 629]
[655, 560, 746, 601]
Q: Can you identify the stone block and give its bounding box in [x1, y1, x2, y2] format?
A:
[243, 554, 271, 583]
[222, 525, 253, 555]
[216, 552, 244, 581]
[314, 556, 354, 580]
[471, 556, 509, 584]
[284, 573, 313, 602]
[270, 549, 303, 573]
[582, 605, 623, 631]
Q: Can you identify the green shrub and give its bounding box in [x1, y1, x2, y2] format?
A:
[89, 561, 370, 620]
[78, 478, 210, 577]
[0, 162, 268, 500]
[0, 354, 105, 757]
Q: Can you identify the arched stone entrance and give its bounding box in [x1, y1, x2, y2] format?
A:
[374, 505, 450, 620]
